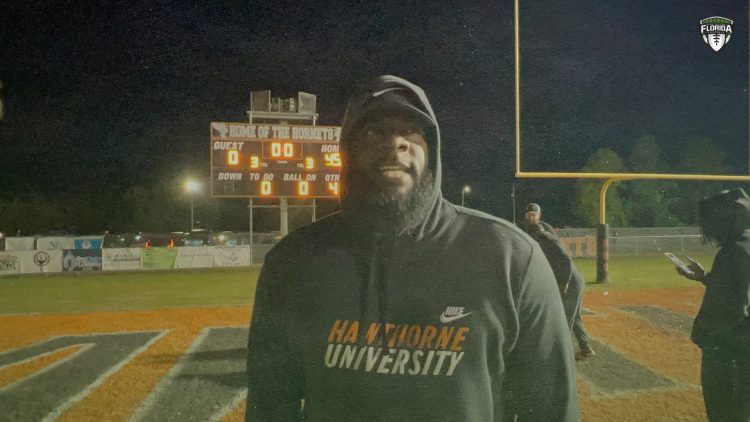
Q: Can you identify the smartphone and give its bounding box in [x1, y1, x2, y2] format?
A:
[665, 253, 692, 274]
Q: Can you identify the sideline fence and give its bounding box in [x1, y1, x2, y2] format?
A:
[0, 228, 716, 275]
[557, 227, 714, 258]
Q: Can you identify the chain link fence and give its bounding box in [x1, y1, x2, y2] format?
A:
[557, 227, 716, 257]
[0, 228, 717, 263]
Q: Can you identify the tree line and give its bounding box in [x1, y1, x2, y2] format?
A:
[0, 179, 338, 236]
[572, 134, 744, 227]
[0, 134, 744, 234]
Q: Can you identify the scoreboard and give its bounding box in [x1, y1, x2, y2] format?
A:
[210, 122, 342, 198]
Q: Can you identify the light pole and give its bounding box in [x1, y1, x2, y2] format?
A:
[185, 180, 201, 231]
[511, 183, 517, 224]
[461, 185, 471, 207]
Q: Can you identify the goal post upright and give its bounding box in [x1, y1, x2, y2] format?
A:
[513, 0, 750, 283]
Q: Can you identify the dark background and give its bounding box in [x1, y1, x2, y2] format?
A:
[0, 0, 747, 232]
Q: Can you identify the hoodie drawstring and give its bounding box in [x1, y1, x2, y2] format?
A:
[360, 234, 393, 344]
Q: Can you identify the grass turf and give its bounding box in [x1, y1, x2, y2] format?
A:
[0, 267, 261, 315]
[575, 254, 714, 290]
[0, 254, 716, 315]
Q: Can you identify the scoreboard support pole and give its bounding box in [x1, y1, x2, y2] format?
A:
[280, 197, 289, 237]
[247, 200, 317, 258]
[248, 198, 254, 264]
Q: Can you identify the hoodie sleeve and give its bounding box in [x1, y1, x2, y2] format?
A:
[503, 245, 580, 422]
[705, 246, 750, 333]
[245, 253, 305, 421]
[540, 221, 558, 239]
[537, 233, 574, 291]
[737, 257, 750, 324]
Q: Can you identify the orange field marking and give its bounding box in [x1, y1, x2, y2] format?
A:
[581, 389, 706, 421]
[220, 399, 246, 422]
[0, 287, 714, 421]
[579, 287, 707, 420]
[0, 345, 85, 390]
[0, 306, 251, 421]
[584, 286, 704, 313]
[584, 305, 701, 385]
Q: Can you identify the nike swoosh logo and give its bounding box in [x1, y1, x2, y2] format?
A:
[440, 312, 472, 323]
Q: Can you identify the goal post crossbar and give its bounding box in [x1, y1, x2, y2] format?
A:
[515, 172, 750, 181]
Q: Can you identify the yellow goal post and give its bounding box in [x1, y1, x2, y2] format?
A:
[513, 0, 750, 281]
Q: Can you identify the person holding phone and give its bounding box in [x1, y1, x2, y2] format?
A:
[674, 188, 750, 421]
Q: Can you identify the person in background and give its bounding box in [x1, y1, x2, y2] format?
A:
[675, 188, 750, 422]
[245, 75, 580, 421]
[522, 215, 594, 360]
[519, 202, 557, 239]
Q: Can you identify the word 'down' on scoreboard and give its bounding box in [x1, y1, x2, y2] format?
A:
[210, 122, 342, 198]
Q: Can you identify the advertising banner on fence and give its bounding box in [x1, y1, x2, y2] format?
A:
[102, 248, 141, 271]
[0, 251, 22, 274]
[0, 250, 66, 274]
[73, 237, 103, 250]
[5, 237, 36, 251]
[2, 246, 253, 276]
[559, 237, 597, 258]
[20, 250, 64, 274]
[36, 237, 74, 251]
[62, 249, 102, 272]
[211, 245, 250, 267]
[62, 249, 102, 271]
[177, 247, 214, 269]
[141, 248, 178, 270]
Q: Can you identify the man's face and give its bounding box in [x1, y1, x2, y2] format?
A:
[351, 114, 428, 196]
[525, 211, 540, 224]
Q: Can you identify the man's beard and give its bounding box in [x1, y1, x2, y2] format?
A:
[349, 169, 435, 234]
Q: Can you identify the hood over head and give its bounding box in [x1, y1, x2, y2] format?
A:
[339, 75, 444, 237]
[698, 188, 750, 244]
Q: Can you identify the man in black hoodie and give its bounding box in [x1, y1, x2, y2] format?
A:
[245, 75, 579, 421]
[519, 202, 557, 238]
[522, 221, 594, 361]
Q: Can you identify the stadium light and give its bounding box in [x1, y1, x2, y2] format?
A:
[461, 185, 471, 207]
[184, 179, 201, 231]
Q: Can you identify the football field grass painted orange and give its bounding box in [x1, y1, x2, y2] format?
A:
[0, 306, 251, 421]
[0, 260, 713, 421]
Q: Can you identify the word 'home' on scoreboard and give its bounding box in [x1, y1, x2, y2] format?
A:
[210, 122, 342, 198]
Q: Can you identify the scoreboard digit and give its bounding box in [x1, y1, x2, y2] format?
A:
[210, 123, 342, 198]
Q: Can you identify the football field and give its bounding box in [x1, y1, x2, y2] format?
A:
[0, 256, 714, 421]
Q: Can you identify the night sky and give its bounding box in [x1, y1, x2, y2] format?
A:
[1, 0, 747, 227]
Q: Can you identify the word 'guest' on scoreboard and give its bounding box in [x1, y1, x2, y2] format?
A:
[210, 122, 342, 198]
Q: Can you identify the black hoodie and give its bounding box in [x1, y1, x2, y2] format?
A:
[691, 189, 750, 347]
[246, 76, 579, 421]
